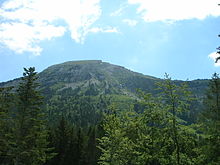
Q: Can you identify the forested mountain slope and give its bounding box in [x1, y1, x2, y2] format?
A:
[0, 60, 209, 124]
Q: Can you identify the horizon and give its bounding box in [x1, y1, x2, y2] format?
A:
[0, 0, 220, 82]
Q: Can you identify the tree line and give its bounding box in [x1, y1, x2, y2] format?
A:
[0, 68, 220, 165]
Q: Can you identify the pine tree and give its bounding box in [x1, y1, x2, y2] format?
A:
[12, 67, 52, 165]
[0, 86, 14, 164]
[134, 91, 169, 164]
[50, 115, 71, 165]
[98, 105, 136, 165]
[200, 73, 220, 164]
[157, 73, 198, 165]
[86, 126, 99, 165]
[75, 127, 87, 165]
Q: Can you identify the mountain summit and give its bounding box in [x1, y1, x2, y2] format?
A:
[38, 60, 159, 97]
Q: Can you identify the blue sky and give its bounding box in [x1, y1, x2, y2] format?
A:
[0, 0, 220, 82]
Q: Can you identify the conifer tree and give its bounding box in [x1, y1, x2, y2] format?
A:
[158, 73, 198, 165]
[200, 73, 220, 164]
[49, 115, 71, 165]
[134, 91, 169, 164]
[0, 86, 14, 164]
[86, 126, 98, 165]
[57, 116, 69, 164]
[12, 67, 52, 165]
[76, 127, 87, 165]
[98, 105, 136, 165]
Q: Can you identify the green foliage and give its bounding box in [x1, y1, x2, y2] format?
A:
[98, 74, 200, 165]
[98, 105, 135, 165]
[10, 67, 53, 165]
[199, 73, 220, 164]
[156, 73, 197, 165]
[0, 86, 14, 164]
[46, 116, 101, 165]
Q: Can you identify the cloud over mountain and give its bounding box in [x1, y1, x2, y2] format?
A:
[0, 0, 104, 55]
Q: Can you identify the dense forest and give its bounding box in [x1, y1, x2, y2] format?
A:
[0, 62, 220, 165]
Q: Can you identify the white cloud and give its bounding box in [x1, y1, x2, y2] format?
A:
[88, 27, 119, 33]
[128, 0, 220, 22]
[0, 0, 104, 55]
[208, 52, 220, 67]
[123, 19, 138, 26]
[0, 22, 65, 55]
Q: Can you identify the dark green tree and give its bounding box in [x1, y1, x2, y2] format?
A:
[86, 126, 98, 165]
[11, 67, 53, 165]
[0, 86, 14, 164]
[52, 115, 71, 165]
[200, 73, 220, 164]
[75, 127, 88, 165]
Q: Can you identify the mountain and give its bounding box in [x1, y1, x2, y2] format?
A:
[38, 60, 160, 96]
[0, 60, 209, 125]
[0, 60, 161, 96]
[1, 60, 209, 98]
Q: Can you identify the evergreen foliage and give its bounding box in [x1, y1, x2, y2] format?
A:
[156, 74, 199, 165]
[0, 86, 14, 164]
[11, 67, 53, 165]
[45, 118, 100, 165]
[200, 73, 220, 164]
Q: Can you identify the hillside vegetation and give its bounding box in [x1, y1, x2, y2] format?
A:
[1, 60, 218, 165]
